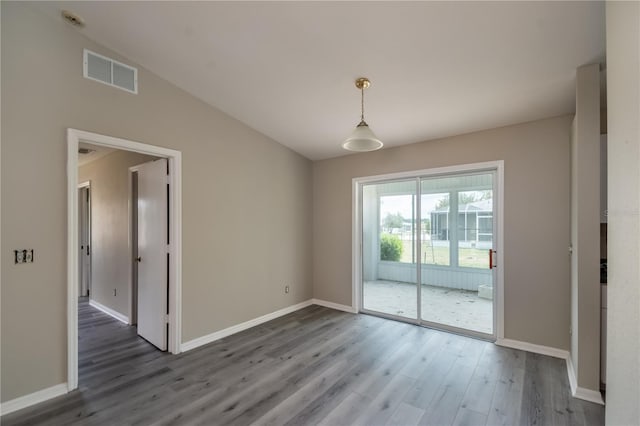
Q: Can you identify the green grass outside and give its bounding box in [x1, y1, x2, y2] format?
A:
[397, 240, 489, 269]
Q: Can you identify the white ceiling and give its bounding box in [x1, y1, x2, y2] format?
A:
[34, 1, 605, 160]
[77, 142, 115, 166]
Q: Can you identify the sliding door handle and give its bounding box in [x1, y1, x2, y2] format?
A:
[489, 250, 497, 269]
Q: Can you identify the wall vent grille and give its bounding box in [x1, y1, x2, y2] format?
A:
[83, 49, 138, 94]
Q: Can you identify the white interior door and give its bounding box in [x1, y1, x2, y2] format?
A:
[137, 158, 168, 351]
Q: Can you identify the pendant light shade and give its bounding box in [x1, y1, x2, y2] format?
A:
[342, 77, 383, 152]
[342, 120, 383, 152]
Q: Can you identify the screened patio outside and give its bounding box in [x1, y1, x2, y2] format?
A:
[361, 173, 495, 336]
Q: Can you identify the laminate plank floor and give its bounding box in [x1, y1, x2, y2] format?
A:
[2, 299, 604, 426]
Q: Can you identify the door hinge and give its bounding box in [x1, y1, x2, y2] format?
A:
[164, 314, 170, 324]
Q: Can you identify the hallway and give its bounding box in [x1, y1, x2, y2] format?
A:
[77, 297, 168, 391]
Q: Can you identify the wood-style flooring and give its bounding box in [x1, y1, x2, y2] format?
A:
[2, 299, 604, 425]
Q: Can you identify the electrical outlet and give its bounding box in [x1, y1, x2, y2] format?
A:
[14, 249, 34, 264]
[285, 285, 290, 294]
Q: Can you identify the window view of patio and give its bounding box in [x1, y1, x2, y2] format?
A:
[361, 172, 495, 336]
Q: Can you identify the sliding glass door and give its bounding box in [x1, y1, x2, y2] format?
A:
[360, 169, 497, 339]
[362, 180, 417, 320]
[419, 173, 495, 335]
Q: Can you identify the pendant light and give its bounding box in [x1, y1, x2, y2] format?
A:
[342, 77, 383, 152]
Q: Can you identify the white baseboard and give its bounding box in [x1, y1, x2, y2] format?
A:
[180, 298, 358, 353]
[497, 339, 604, 405]
[311, 298, 357, 313]
[566, 357, 605, 405]
[89, 299, 129, 324]
[573, 386, 605, 405]
[495, 338, 569, 360]
[181, 299, 314, 352]
[0, 383, 68, 416]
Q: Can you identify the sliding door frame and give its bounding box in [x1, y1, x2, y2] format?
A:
[352, 161, 504, 341]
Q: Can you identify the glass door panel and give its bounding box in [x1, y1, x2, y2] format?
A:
[458, 190, 493, 269]
[421, 192, 450, 267]
[420, 173, 495, 335]
[362, 180, 417, 320]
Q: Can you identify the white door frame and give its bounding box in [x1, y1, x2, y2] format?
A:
[351, 160, 505, 341]
[67, 128, 183, 391]
[78, 181, 91, 297]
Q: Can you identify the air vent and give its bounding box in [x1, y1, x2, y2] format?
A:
[83, 49, 138, 94]
[78, 148, 95, 155]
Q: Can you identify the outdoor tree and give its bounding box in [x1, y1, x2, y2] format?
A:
[383, 212, 404, 230]
[435, 191, 491, 210]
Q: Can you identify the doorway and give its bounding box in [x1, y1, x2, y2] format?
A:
[354, 162, 504, 340]
[67, 129, 183, 392]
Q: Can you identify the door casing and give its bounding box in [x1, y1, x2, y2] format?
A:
[351, 161, 505, 341]
[67, 128, 182, 392]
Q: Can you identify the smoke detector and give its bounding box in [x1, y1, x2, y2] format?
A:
[62, 10, 85, 28]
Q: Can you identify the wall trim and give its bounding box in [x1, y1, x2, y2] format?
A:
[0, 383, 68, 416]
[566, 357, 605, 405]
[497, 338, 603, 404]
[495, 338, 569, 359]
[312, 298, 358, 313]
[89, 299, 129, 324]
[573, 387, 605, 405]
[181, 300, 314, 352]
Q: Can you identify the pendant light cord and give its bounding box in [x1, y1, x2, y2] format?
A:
[361, 87, 365, 122]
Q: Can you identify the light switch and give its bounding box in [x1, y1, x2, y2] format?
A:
[14, 249, 34, 264]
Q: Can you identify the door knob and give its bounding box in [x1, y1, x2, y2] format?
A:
[136, 257, 142, 262]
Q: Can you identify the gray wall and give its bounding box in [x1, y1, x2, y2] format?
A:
[313, 116, 573, 350]
[78, 150, 157, 318]
[1, 2, 312, 402]
[605, 1, 640, 424]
